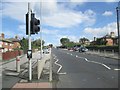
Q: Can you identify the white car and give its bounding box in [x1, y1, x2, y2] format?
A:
[43, 49, 50, 54]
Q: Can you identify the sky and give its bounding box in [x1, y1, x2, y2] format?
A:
[0, 0, 120, 46]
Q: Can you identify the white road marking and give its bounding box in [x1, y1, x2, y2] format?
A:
[54, 58, 66, 74]
[76, 55, 111, 70]
[102, 64, 111, 70]
[58, 72, 67, 75]
[84, 58, 89, 62]
[114, 69, 120, 71]
[62, 51, 112, 70]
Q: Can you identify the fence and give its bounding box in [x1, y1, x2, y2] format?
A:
[2, 50, 23, 61]
[88, 49, 119, 59]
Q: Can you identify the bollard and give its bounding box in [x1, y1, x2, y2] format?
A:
[104, 50, 106, 56]
[112, 50, 114, 55]
[16, 56, 20, 72]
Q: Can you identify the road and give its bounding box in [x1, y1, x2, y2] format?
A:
[52, 48, 119, 88]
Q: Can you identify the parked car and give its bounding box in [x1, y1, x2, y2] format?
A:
[73, 46, 80, 51]
[79, 47, 88, 52]
[68, 47, 74, 51]
[43, 49, 50, 54]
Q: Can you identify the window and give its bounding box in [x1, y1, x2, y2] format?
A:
[5, 43, 8, 45]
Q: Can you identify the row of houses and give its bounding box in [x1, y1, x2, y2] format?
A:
[91, 32, 118, 46]
[78, 32, 118, 46]
[0, 33, 21, 53]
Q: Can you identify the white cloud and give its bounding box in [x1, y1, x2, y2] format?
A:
[42, 29, 59, 35]
[42, 9, 96, 28]
[102, 11, 113, 16]
[84, 22, 117, 37]
[2, 30, 15, 38]
[2, 3, 28, 23]
[2, 1, 96, 28]
[18, 25, 26, 33]
[56, 34, 83, 42]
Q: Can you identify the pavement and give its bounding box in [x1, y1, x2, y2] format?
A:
[12, 82, 52, 89]
[1, 51, 52, 89]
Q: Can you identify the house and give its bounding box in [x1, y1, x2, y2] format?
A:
[8, 36, 21, 49]
[100, 32, 118, 46]
[0, 33, 21, 52]
[0, 33, 13, 52]
[91, 32, 118, 46]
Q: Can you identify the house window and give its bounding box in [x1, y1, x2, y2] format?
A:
[5, 43, 8, 45]
[10, 44, 12, 46]
[9, 49, 12, 51]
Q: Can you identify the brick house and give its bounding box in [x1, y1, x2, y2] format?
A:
[91, 32, 118, 46]
[8, 36, 21, 49]
[101, 32, 118, 46]
[0, 33, 21, 52]
[0, 33, 13, 52]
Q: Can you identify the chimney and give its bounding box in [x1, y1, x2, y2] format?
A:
[1, 33, 4, 39]
[110, 32, 115, 38]
[94, 37, 96, 41]
[15, 35, 18, 39]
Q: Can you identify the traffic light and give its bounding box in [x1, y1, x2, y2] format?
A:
[26, 13, 29, 35]
[31, 13, 40, 34]
[26, 13, 40, 35]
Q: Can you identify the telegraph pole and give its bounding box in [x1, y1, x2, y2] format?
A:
[28, 2, 32, 81]
[116, 1, 120, 58]
[40, 1, 43, 59]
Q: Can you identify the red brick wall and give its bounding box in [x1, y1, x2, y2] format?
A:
[2, 50, 23, 61]
[106, 39, 113, 46]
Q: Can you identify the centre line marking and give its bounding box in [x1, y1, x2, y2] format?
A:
[114, 69, 120, 71]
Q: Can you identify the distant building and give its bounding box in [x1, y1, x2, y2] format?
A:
[0, 33, 21, 52]
[90, 32, 118, 46]
[8, 36, 21, 49]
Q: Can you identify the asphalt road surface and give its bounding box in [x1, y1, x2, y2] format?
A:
[52, 48, 119, 88]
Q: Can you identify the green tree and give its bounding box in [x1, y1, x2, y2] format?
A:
[79, 37, 89, 45]
[32, 39, 45, 49]
[96, 38, 107, 45]
[60, 38, 70, 46]
[66, 42, 76, 48]
[19, 37, 28, 54]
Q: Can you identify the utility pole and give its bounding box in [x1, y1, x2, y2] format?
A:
[40, 1, 43, 59]
[116, 1, 120, 58]
[28, 2, 32, 81]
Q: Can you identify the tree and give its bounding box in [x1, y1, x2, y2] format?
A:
[66, 42, 76, 48]
[32, 39, 45, 49]
[96, 38, 107, 45]
[19, 37, 28, 54]
[60, 38, 70, 46]
[79, 37, 89, 45]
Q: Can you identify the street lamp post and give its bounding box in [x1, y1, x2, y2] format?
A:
[116, 1, 120, 58]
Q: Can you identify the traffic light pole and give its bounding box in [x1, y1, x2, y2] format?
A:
[28, 2, 32, 81]
[40, 2, 43, 59]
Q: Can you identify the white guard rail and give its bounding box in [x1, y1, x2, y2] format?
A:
[37, 53, 50, 79]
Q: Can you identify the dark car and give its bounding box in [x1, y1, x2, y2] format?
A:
[79, 47, 88, 52]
